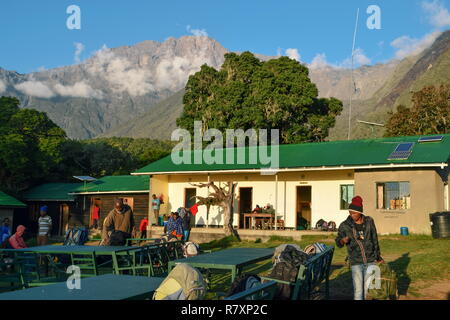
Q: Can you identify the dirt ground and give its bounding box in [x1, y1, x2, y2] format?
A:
[398, 279, 450, 300]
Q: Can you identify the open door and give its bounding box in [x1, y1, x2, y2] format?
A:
[296, 186, 311, 230]
[238, 187, 252, 228]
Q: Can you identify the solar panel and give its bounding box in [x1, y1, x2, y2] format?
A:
[418, 135, 444, 143]
[387, 142, 414, 160]
[73, 176, 97, 182]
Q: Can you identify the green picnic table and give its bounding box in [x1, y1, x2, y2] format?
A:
[0, 274, 164, 300]
[7, 245, 135, 255]
[168, 247, 274, 282]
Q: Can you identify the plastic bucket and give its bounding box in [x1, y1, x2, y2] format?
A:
[400, 227, 409, 236]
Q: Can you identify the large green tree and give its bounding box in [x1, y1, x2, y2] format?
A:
[385, 83, 450, 137]
[0, 96, 66, 193]
[177, 52, 343, 144]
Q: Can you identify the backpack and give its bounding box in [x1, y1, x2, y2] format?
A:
[227, 274, 262, 299]
[182, 242, 199, 258]
[320, 221, 329, 231]
[153, 263, 206, 300]
[272, 244, 302, 264]
[366, 263, 398, 300]
[64, 227, 89, 246]
[108, 230, 130, 246]
[315, 219, 326, 230]
[327, 221, 337, 231]
[269, 261, 299, 300]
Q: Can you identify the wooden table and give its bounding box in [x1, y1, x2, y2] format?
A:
[168, 247, 274, 282]
[243, 213, 274, 229]
[0, 274, 164, 300]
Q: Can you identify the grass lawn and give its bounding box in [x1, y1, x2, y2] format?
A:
[199, 234, 450, 300]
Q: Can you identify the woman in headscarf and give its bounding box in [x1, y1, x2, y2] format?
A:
[8, 225, 27, 249]
[166, 212, 183, 240]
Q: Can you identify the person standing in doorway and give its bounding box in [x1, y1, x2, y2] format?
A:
[151, 194, 161, 226]
[335, 196, 384, 300]
[37, 206, 52, 246]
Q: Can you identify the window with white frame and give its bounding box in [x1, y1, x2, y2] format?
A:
[376, 182, 410, 210]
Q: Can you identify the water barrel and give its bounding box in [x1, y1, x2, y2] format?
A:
[400, 227, 409, 236]
[429, 211, 450, 239]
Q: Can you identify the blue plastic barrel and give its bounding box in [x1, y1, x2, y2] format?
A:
[400, 227, 409, 235]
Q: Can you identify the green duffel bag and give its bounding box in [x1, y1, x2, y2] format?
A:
[366, 262, 398, 300]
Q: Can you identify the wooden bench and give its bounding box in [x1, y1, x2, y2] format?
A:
[261, 245, 334, 300]
[224, 280, 278, 300]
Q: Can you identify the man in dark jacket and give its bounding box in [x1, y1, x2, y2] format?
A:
[101, 198, 135, 245]
[335, 196, 384, 300]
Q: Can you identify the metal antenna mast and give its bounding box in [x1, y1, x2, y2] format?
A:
[347, 7, 359, 140]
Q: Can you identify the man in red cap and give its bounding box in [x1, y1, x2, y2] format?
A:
[335, 195, 384, 300]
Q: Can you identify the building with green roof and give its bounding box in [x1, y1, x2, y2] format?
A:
[70, 175, 150, 232]
[132, 134, 450, 234]
[22, 183, 83, 236]
[0, 191, 26, 234]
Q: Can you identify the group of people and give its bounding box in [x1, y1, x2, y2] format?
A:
[0, 205, 52, 249]
[164, 208, 193, 242]
[251, 204, 275, 214]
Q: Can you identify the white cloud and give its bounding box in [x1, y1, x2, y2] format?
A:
[285, 48, 301, 62]
[53, 81, 103, 99]
[186, 25, 208, 37]
[341, 48, 371, 67]
[14, 80, 55, 98]
[422, 0, 450, 28]
[308, 53, 330, 69]
[390, 30, 441, 59]
[0, 80, 6, 93]
[74, 42, 85, 64]
[84, 42, 216, 95]
[85, 45, 154, 96]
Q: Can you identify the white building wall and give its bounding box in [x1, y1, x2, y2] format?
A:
[166, 171, 354, 229]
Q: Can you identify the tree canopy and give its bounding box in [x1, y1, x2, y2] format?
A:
[384, 83, 450, 137]
[0, 96, 66, 193]
[177, 52, 343, 144]
[0, 96, 174, 194]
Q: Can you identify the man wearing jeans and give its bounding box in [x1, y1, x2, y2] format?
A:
[335, 196, 384, 300]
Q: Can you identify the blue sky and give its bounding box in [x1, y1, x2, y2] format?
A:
[1, 0, 449, 73]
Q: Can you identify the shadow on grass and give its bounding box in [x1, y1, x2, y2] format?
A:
[328, 264, 354, 300]
[389, 252, 411, 296]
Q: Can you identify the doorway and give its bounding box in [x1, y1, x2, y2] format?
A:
[296, 186, 311, 230]
[239, 187, 252, 228]
[184, 188, 197, 208]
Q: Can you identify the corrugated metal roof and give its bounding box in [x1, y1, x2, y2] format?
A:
[71, 175, 149, 194]
[133, 134, 450, 174]
[23, 183, 83, 201]
[0, 192, 26, 207]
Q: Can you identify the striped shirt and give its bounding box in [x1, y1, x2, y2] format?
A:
[38, 215, 52, 236]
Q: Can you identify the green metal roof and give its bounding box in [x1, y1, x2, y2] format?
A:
[133, 134, 450, 174]
[0, 192, 26, 208]
[23, 183, 83, 201]
[71, 175, 150, 194]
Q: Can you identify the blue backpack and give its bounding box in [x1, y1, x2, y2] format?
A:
[64, 227, 88, 246]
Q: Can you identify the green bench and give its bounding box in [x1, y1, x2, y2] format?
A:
[261, 245, 334, 300]
[224, 280, 278, 300]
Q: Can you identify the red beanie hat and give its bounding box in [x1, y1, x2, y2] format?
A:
[349, 196, 363, 213]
